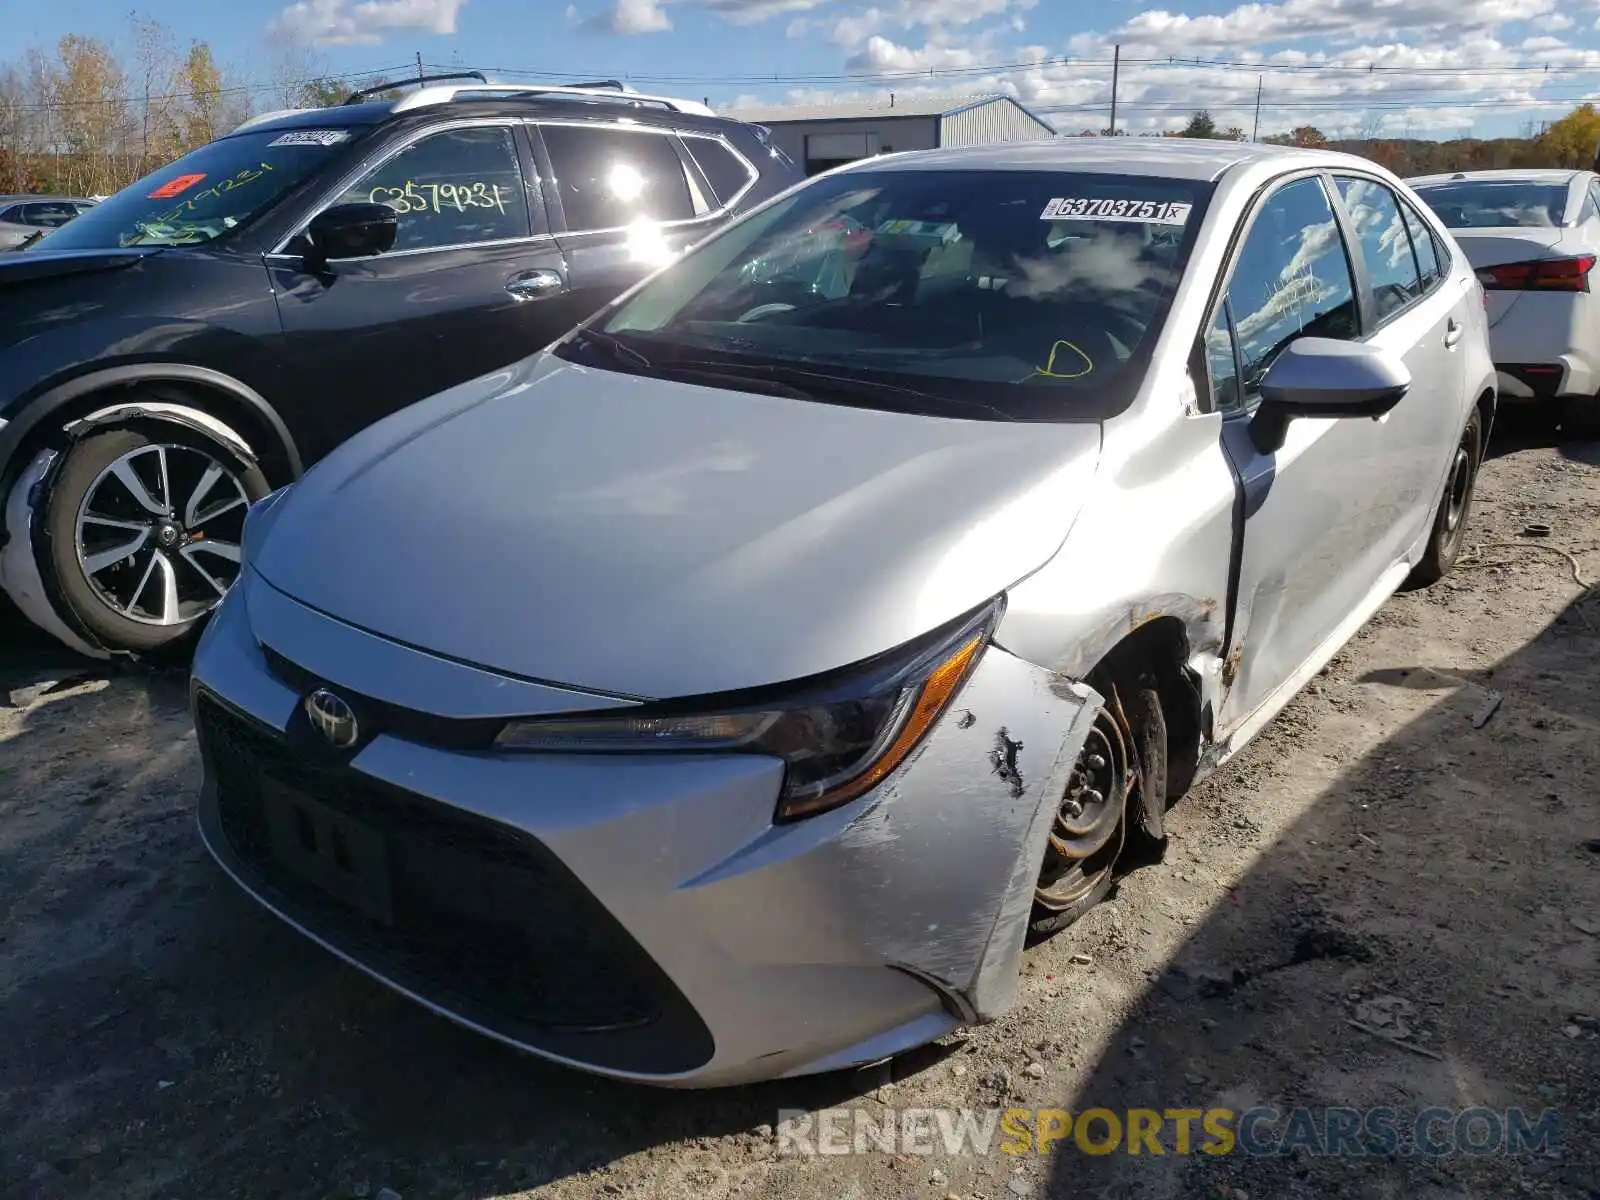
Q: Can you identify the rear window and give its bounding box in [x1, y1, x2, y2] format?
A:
[683, 137, 754, 207]
[589, 168, 1212, 421]
[1412, 181, 1571, 229]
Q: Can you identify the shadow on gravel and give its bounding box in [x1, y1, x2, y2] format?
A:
[1043, 595, 1600, 1198]
[1486, 408, 1600, 468]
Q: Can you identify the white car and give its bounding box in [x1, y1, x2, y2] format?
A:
[191, 141, 1495, 1086]
[1410, 169, 1600, 436]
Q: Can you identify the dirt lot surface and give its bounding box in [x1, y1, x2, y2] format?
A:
[3, 420, 1599, 1200]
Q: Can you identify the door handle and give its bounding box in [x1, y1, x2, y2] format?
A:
[1443, 319, 1463, 349]
[505, 269, 566, 301]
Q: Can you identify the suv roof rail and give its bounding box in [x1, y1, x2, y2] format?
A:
[389, 81, 716, 117]
[231, 107, 312, 134]
[345, 70, 489, 105]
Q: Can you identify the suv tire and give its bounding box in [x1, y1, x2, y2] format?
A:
[42, 423, 268, 653]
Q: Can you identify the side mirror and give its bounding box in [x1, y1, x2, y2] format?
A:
[305, 202, 398, 265]
[1249, 337, 1411, 454]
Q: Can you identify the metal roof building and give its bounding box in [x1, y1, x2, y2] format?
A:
[727, 94, 1057, 175]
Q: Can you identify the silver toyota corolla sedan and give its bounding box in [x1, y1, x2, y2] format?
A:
[191, 139, 1495, 1087]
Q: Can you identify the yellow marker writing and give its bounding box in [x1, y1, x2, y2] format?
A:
[1034, 339, 1094, 380]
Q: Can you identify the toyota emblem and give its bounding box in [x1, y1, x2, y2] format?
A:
[304, 688, 359, 749]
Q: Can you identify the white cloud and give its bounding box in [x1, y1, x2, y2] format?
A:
[269, 0, 465, 45]
[702, 0, 834, 22]
[581, 0, 674, 33]
[1116, 0, 1556, 53]
[726, 0, 1600, 139]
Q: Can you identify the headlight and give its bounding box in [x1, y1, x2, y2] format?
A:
[495, 598, 1002, 822]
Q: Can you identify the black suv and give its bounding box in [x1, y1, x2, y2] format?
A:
[0, 77, 799, 655]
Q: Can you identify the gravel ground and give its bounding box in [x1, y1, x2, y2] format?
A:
[2, 418, 1598, 1200]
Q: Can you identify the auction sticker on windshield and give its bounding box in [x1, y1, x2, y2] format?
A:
[148, 173, 206, 200]
[1042, 198, 1193, 225]
[268, 130, 352, 148]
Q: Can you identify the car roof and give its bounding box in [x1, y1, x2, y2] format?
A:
[0, 194, 91, 204]
[225, 93, 742, 142]
[839, 138, 1383, 182]
[1409, 169, 1584, 187]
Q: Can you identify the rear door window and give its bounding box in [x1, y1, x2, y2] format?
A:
[1400, 198, 1443, 292]
[1336, 177, 1423, 322]
[541, 125, 696, 231]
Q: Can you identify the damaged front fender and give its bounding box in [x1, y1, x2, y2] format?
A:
[0, 449, 108, 659]
[689, 642, 1103, 1027]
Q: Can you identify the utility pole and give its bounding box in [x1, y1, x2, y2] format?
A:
[416, 52, 425, 81]
[1108, 43, 1120, 136]
[1251, 75, 1263, 142]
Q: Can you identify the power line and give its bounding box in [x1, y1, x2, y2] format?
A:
[427, 53, 1600, 88]
[0, 62, 415, 113]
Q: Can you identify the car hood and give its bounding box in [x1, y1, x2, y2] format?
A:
[253, 354, 1102, 700]
[0, 246, 157, 287]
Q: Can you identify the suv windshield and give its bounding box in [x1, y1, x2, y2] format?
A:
[1412, 180, 1571, 229]
[571, 168, 1210, 421]
[32, 126, 367, 251]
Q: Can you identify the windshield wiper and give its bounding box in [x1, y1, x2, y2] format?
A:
[570, 326, 653, 370]
[655, 359, 1014, 421]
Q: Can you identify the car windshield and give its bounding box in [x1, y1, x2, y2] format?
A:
[1412, 180, 1571, 229]
[31, 126, 366, 251]
[576, 168, 1211, 421]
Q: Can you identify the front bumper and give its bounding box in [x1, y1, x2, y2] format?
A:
[191, 570, 1098, 1087]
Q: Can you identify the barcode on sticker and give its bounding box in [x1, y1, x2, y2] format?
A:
[1042, 198, 1193, 225]
[268, 130, 352, 148]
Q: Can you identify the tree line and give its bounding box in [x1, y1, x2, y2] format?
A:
[5, 20, 1600, 199]
[0, 14, 367, 197]
[1083, 104, 1600, 177]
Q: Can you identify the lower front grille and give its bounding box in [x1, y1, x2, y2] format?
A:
[195, 690, 713, 1075]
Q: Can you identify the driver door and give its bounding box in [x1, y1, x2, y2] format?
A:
[1210, 174, 1414, 737]
[266, 121, 568, 460]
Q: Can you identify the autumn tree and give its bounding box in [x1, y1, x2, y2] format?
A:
[176, 42, 227, 151]
[1288, 125, 1329, 149]
[130, 14, 180, 174]
[1540, 103, 1600, 168]
[300, 77, 354, 107]
[56, 35, 133, 195]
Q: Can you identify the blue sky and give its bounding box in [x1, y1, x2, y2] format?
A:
[7, 0, 1600, 138]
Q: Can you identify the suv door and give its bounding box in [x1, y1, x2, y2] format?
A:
[1208, 174, 1427, 738]
[267, 120, 567, 459]
[533, 121, 744, 323]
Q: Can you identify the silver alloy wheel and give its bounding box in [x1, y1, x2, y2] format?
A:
[73, 443, 250, 627]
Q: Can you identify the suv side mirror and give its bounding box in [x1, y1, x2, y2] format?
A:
[1249, 337, 1411, 453]
[306, 203, 398, 265]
